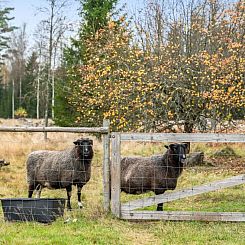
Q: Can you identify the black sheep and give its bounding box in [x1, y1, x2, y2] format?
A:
[26, 138, 94, 210]
[121, 143, 188, 211]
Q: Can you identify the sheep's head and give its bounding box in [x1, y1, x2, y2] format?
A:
[74, 138, 94, 160]
[165, 143, 188, 164]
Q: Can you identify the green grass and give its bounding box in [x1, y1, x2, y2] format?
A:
[0, 217, 129, 245]
[0, 132, 244, 245]
[140, 187, 245, 212]
[151, 222, 245, 245]
[0, 215, 245, 245]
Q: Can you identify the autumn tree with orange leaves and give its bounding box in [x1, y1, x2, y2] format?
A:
[64, 0, 244, 132]
[68, 18, 157, 131]
[133, 0, 245, 132]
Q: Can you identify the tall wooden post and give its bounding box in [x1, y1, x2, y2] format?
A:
[111, 132, 121, 217]
[102, 119, 110, 212]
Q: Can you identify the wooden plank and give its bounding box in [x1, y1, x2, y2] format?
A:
[121, 211, 245, 222]
[121, 175, 245, 211]
[111, 133, 121, 217]
[120, 133, 245, 143]
[0, 126, 109, 134]
[102, 119, 110, 212]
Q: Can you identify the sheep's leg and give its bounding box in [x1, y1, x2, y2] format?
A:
[35, 184, 42, 198]
[66, 185, 72, 210]
[77, 184, 84, 209]
[28, 184, 35, 198]
[157, 203, 163, 211]
[155, 190, 165, 211]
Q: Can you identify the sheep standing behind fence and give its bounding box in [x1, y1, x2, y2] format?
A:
[26, 138, 94, 210]
[121, 143, 188, 211]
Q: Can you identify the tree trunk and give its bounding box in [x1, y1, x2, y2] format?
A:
[12, 79, 15, 119]
[44, 71, 50, 140]
[36, 67, 40, 119]
[19, 76, 22, 107]
[184, 121, 194, 154]
[51, 69, 55, 119]
[44, 0, 55, 140]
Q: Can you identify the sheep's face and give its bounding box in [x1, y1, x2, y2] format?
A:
[74, 138, 94, 160]
[165, 143, 188, 164]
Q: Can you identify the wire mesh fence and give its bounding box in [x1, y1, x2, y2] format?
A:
[0, 126, 109, 223]
[1, 198, 65, 223]
[111, 132, 245, 222]
[1, 124, 244, 223]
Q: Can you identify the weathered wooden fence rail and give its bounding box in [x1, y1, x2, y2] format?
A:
[0, 126, 108, 133]
[120, 133, 245, 142]
[121, 211, 245, 222]
[111, 132, 245, 221]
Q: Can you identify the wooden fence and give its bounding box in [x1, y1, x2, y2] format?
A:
[111, 132, 245, 221]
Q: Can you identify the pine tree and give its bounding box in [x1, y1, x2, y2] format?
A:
[55, 0, 118, 126]
[21, 52, 39, 118]
[0, 7, 15, 63]
[0, 6, 16, 118]
[65, 0, 117, 66]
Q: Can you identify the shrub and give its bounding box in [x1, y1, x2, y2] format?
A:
[14, 107, 28, 118]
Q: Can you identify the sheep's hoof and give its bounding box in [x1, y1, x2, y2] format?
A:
[156, 205, 163, 211]
[64, 218, 78, 224]
[64, 218, 71, 223]
[78, 202, 84, 209]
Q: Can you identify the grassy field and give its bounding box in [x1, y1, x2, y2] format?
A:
[0, 120, 244, 244]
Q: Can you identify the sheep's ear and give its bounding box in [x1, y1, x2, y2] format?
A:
[183, 142, 190, 153]
[164, 145, 169, 149]
[89, 140, 93, 145]
[73, 140, 79, 145]
[169, 144, 176, 150]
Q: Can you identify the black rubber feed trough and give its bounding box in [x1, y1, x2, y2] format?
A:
[1, 198, 66, 223]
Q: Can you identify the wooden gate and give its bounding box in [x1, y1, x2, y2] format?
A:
[111, 132, 245, 222]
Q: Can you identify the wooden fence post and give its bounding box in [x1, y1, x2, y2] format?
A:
[111, 132, 121, 217]
[102, 119, 110, 212]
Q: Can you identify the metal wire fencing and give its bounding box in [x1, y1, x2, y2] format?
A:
[111, 132, 245, 222]
[0, 125, 109, 223]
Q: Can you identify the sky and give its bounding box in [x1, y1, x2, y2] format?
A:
[6, 0, 144, 38]
[5, 0, 237, 36]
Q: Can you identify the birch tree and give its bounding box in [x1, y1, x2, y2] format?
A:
[35, 0, 72, 131]
[8, 24, 27, 109]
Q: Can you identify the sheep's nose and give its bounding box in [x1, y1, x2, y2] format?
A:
[180, 154, 186, 163]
